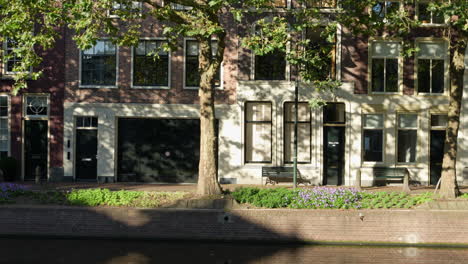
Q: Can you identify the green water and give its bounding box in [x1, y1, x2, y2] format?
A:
[0, 238, 466, 263]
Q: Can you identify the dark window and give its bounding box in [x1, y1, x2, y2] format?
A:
[304, 28, 335, 81]
[363, 114, 384, 162]
[418, 3, 445, 24]
[25, 96, 48, 117]
[254, 50, 286, 80]
[284, 102, 311, 163]
[431, 115, 448, 127]
[76, 117, 98, 128]
[0, 96, 8, 157]
[372, 58, 398, 92]
[81, 40, 117, 86]
[133, 40, 169, 87]
[417, 42, 445, 94]
[324, 103, 345, 124]
[185, 40, 220, 88]
[397, 114, 418, 163]
[372, 1, 400, 20]
[245, 102, 272, 163]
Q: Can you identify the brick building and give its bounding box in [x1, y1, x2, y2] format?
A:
[3, 1, 468, 186]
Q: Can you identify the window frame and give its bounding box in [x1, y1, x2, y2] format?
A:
[131, 38, 171, 89]
[2, 38, 32, 75]
[283, 102, 312, 164]
[416, 1, 447, 26]
[368, 39, 402, 94]
[108, 1, 143, 18]
[79, 39, 119, 89]
[183, 38, 223, 90]
[370, 1, 402, 22]
[244, 101, 273, 164]
[362, 113, 385, 164]
[75, 116, 98, 130]
[0, 95, 10, 158]
[415, 39, 449, 96]
[23, 94, 50, 119]
[396, 113, 419, 164]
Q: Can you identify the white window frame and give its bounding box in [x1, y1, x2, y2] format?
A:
[244, 101, 273, 164]
[24, 94, 50, 119]
[396, 113, 419, 164]
[183, 38, 223, 90]
[415, 39, 449, 95]
[283, 102, 312, 164]
[79, 39, 119, 89]
[131, 38, 171, 89]
[416, 1, 447, 26]
[368, 39, 402, 94]
[0, 95, 10, 157]
[108, 1, 142, 18]
[2, 38, 32, 75]
[362, 113, 385, 164]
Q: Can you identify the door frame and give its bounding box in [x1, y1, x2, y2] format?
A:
[73, 116, 99, 181]
[21, 94, 50, 181]
[323, 124, 346, 186]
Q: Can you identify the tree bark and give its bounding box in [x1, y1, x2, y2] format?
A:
[196, 37, 225, 195]
[439, 43, 465, 199]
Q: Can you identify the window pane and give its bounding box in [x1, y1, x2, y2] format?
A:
[431, 115, 448, 127]
[372, 42, 400, 57]
[0, 119, 7, 130]
[399, 114, 418, 128]
[26, 96, 48, 116]
[372, 59, 385, 92]
[246, 103, 271, 122]
[186, 41, 199, 56]
[284, 123, 311, 163]
[433, 12, 445, 24]
[134, 41, 169, 87]
[245, 123, 272, 162]
[431, 59, 444, 93]
[417, 59, 431, 93]
[397, 130, 417, 163]
[363, 130, 383, 162]
[324, 103, 345, 124]
[364, 114, 383, 128]
[418, 3, 430, 22]
[284, 103, 310, 122]
[385, 59, 398, 92]
[255, 50, 286, 80]
[81, 41, 116, 86]
[419, 42, 445, 59]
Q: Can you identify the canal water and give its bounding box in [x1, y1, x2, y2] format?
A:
[0, 238, 467, 263]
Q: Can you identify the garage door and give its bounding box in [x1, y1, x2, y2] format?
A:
[117, 118, 201, 183]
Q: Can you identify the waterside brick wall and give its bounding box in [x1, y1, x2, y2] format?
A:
[1, 206, 468, 245]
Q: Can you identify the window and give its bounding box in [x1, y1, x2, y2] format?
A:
[304, 28, 336, 80]
[245, 102, 272, 163]
[185, 40, 220, 88]
[76, 117, 98, 128]
[417, 42, 446, 94]
[254, 49, 286, 80]
[284, 102, 311, 163]
[397, 114, 418, 163]
[3, 38, 29, 74]
[0, 96, 9, 158]
[133, 40, 169, 88]
[371, 1, 400, 21]
[371, 41, 400, 93]
[418, 2, 444, 24]
[323, 103, 345, 124]
[81, 40, 117, 87]
[431, 114, 448, 128]
[109, 1, 142, 17]
[25, 95, 48, 118]
[297, 0, 336, 8]
[363, 114, 384, 162]
[170, 3, 193, 10]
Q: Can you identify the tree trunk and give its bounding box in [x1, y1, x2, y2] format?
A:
[196, 37, 224, 195]
[439, 43, 465, 199]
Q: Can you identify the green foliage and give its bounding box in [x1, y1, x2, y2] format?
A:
[460, 193, 468, 199]
[66, 188, 143, 206]
[360, 192, 433, 209]
[232, 187, 298, 208]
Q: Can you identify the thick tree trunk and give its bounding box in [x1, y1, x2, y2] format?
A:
[196, 37, 225, 195]
[439, 43, 465, 199]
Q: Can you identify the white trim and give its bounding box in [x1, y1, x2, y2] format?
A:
[368, 39, 403, 94]
[130, 37, 171, 90]
[415, 38, 449, 96]
[361, 113, 385, 165]
[396, 112, 419, 165]
[78, 39, 119, 89]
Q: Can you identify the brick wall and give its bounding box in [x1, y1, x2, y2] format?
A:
[1, 206, 468, 245]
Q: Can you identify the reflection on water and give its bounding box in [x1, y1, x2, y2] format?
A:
[0, 238, 467, 264]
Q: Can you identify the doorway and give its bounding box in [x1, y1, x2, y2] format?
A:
[429, 114, 447, 185]
[75, 117, 98, 180]
[24, 120, 48, 180]
[323, 103, 346, 185]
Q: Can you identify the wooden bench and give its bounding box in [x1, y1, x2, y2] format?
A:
[262, 166, 310, 185]
[373, 167, 411, 192]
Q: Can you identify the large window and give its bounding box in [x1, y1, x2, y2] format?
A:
[397, 114, 418, 163]
[245, 102, 272, 163]
[254, 50, 286, 80]
[417, 42, 446, 94]
[363, 114, 384, 162]
[81, 40, 117, 86]
[133, 40, 169, 88]
[284, 102, 311, 163]
[185, 40, 220, 88]
[371, 41, 400, 93]
[3, 38, 29, 74]
[417, 2, 444, 24]
[304, 28, 336, 81]
[0, 96, 9, 158]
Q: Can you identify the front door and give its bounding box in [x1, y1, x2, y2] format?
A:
[430, 130, 445, 185]
[24, 120, 48, 180]
[323, 126, 345, 185]
[76, 129, 98, 180]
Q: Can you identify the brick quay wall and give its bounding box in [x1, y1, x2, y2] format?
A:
[1, 206, 467, 246]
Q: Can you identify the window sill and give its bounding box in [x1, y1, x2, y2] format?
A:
[417, 92, 447, 97]
[131, 86, 170, 90]
[368, 92, 401, 96]
[361, 162, 385, 167]
[419, 23, 448, 28]
[79, 85, 118, 89]
[183, 86, 223, 90]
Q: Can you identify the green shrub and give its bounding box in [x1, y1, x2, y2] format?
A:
[232, 187, 297, 208]
[66, 188, 143, 206]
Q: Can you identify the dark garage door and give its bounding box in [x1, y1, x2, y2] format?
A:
[118, 118, 201, 183]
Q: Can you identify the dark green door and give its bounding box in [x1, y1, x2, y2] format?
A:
[24, 120, 48, 180]
[76, 129, 98, 180]
[323, 126, 345, 185]
[430, 130, 445, 185]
